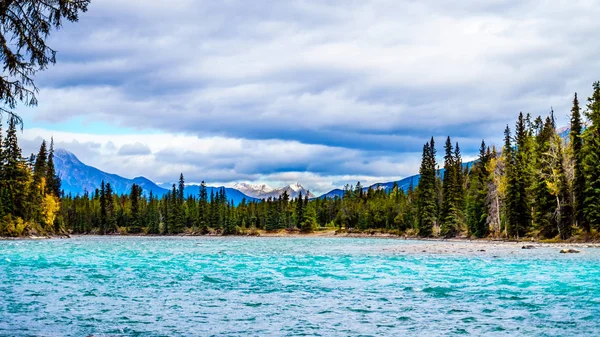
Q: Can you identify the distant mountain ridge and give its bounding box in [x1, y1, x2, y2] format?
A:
[234, 182, 316, 199]
[54, 149, 257, 205]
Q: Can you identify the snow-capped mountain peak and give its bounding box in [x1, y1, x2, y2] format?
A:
[287, 182, 303, 192]
[233, 183, 275, 196]
[232, 182, 315, 199]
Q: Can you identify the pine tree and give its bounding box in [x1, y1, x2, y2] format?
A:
[301, 194, 317, 233]
[556, 139, 573, 239]
[532, 117, 558, 238]
[27, 140, 48, 225]
[454, 142, 465, 216]
[198, 181, 209, 233]
[105, 182, 116, 233]
[466, 140, 490, 238]
[295, 192, 304, 229]
[505, 113, 533, 238]
[146, 191, 160, 234]
[570, 93, 587, 233]
[440, 136, 458, 237]
[100, 180, 107, 234]
[45, 138, 61, 196]
[583, 81, 600, 231]
[1, 116, 28, 218]
[129, 183, 143, 233]
[417, 138, 437, 237]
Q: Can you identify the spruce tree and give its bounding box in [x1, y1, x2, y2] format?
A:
[570, 93, 587, 233]
[1, 116, 28, 218]
[105, 182, 116, 233]
[198, 181, 209, 233]
[506, 113, 533, 238]
[28, 140, 48, 225]
[100, 180, 107, 234]
[45, 138, 61, 196]
[146, 191, 160, 234]
[295, 192, 304, 229]
[129, 183, 143, 233]
[556, 139, 573, 239]
[466, 140, 490, 238]
[417, 139, 437, 237]
[532, 117, 558, 238]
[440, 136, 458, 237]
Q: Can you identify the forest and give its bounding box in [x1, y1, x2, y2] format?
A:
[1, 81, 600, 240]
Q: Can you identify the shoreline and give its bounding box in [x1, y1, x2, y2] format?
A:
[4, 230, 600, 247]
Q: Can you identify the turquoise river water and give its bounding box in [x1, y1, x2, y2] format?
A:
[1, 237, 599, 336]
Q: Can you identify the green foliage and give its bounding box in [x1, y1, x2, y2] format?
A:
[4, 80, 600, 242]
[504, 114, 534, 238]
[583, 82, 600, 231]
[0, 0, 90, 120]
[466, 141, 491, 238]
[570, 93, 586, 232]
[532, 117, 558, 238]
[417, 138, 437, 237]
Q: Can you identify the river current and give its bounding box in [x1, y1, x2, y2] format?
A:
[1, 237, 599, 336]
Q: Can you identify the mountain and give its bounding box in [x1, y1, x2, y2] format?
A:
[54, 149, 169, 197]
[233, 183, 274, 197]
[54, 149, 256, 205]
[318, 163, 475, 199]
[319, 175, 420, 199]
[233, 182, 316, 199]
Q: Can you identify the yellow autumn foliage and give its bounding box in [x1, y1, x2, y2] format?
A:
[42, 194, 60, 229]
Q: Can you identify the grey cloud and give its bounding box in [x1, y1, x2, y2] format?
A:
[15, 0, 600, 191]
[118, 142, 152, 156]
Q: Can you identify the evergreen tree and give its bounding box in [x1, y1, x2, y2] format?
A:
[532, 117, 558, 238]
[198, 181, 209, 233]
[417, 138, 437, 237]
[1, 116, 28, 218]
[295, 192, 304, 229]
[440, 136, 458, 237]
[0, 1, 90, 120]
[45, 138, 61, 196]
[583, 81, 600, 231]
[129, 183, 143, 233]
[466, 140, 490, 238]
[28, 140, 48, 225]
[100, 180, 107, 234]
[301, 194, 317, 233]
[105, 183, 116, 233]
[556, 139, 573, 239]
[570, 93, 587, 233]
[146, 191, 160, 234]
[505, 113, 533, 238]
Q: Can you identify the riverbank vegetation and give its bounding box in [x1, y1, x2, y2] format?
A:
[2, 82, 600, 240]
[57, 81, 600, 241]
[0, 116, 61, 236]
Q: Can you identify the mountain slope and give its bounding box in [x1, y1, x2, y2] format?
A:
[318, 163, 475, 199]
[54, 149, 169, 196]
[54, 149, 256, 204]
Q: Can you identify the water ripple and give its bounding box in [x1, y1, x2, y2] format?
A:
[1, 236, 599, 336]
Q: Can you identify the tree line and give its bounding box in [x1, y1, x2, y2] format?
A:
[0, 116, 62, 236]
[3, 82, 600, 240]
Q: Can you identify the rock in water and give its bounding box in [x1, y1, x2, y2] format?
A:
[522, 245, 536, 249]
[560, 249, 580, 254]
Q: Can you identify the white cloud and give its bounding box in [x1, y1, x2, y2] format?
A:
[13, 0, 600, 191]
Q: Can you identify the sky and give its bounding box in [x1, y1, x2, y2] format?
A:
[14, 0, 600, 195]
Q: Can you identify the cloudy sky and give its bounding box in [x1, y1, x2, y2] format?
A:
[15, 0, 600, 195]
